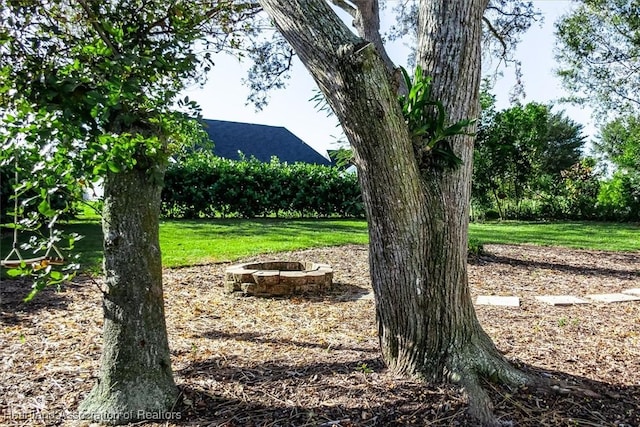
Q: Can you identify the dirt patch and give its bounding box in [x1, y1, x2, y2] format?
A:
[1, 244, 639, 426]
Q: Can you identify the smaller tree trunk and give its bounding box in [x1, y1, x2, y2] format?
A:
[491, 188, 505, 219]
[79, 166, 177, 425]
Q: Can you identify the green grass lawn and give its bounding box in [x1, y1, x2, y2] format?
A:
[159, 218, 369, 267]
[1, 218, 370, 273]
[1, 218, 638, 274]
[468, 221, 640, 252]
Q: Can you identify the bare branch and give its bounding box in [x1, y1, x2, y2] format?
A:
[330, 0, 357, 17]
[348, 1, 397, 74]
[486, 4, 535, 18]
[482, 16, 507, 57]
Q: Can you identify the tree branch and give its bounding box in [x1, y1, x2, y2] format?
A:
[330, 0, 357, 18]
[486, 4, 538, 19]
[346, 0, 399, 91]
[74, 0, 120, 55]
[482, 15, 507, 57]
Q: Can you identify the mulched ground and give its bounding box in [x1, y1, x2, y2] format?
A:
[1, 244, 639, 427]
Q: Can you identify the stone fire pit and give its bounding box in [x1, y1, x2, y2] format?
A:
[224, 261, 333, 297]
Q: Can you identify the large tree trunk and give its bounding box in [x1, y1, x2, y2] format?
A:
[79, 165, 177, 425]
[258, 0, 531, 424]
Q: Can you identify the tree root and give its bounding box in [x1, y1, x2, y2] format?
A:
[78, 378, 179, 425]
[444, 338, 538, 426]
[460, 374, 502, 427]
[441, 337, 603, 426]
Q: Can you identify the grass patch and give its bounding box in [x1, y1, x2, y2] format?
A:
[0, 220, 105, 277]
[2, 219, 637, 275]
[469, 221, 640, 252]
[2, 218, 369, 273]
[159, 218, 369, 267]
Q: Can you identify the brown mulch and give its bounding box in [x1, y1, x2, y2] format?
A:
[1, 244, 639, 427]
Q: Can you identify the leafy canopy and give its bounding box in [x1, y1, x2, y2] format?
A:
[473, 96, 586, 214]
[555, 0, 640, 117]
[0, 0, 255, 296]
[596, 115, 640, 173]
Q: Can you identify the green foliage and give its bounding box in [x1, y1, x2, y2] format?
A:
[555, 0, 640, 116]
[0, 143, 84, 294]
[161, 152, 364, 219]
[327, 148, 355, 169]
[596, 115, 640, 173]
[355, 363, 373, 374]
[473, 87, 640, 222]
[467, 238, 485, 257]
[472, 89, 640, 222]
[597, 171, 640, 222]
[0, 166, 12, 224]
[1, 223, 82, 300]
[483, 210, 501, 221]
[399, 66, 475, 169]
[0, 0, 254, 298]
[557, 159, 601, 219]
[473, 96, 586, 219]
[312, 66, 476, 171]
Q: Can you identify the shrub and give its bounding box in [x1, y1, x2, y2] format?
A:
[484, 209, 501, 221]
[161, 152, 365, 219]
[468, 238, 485, 256]
[597, 171, 640, 221]
[559, 160, 601, 219]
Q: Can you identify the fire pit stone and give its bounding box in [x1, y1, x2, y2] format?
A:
[224, 261, 333, 297]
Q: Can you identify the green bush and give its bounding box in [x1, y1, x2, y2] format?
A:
[468, 238, 485, 256]
[484, 209, 501, 221]
[597, 171, 640, 221]
[161, 152, 365, 219]
[559, 160, 601, 220]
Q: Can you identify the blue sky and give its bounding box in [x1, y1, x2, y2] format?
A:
[182, 1, 594, 159]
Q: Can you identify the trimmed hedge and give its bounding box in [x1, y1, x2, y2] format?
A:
[161, 153, 364, 218]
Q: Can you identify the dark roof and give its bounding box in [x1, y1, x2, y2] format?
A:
[202, 119, 332, 166]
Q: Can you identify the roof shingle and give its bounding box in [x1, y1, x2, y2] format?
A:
[203, 119, 332, 166]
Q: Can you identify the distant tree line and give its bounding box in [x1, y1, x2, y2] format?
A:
[471, 85, 640, 222]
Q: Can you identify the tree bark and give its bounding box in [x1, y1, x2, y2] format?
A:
[79, 165, 177, 425]
[258, 0, 532, 424]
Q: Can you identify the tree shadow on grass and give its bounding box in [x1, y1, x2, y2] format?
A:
[166, 218, 367, 238]
[172, 356, 640, 427]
